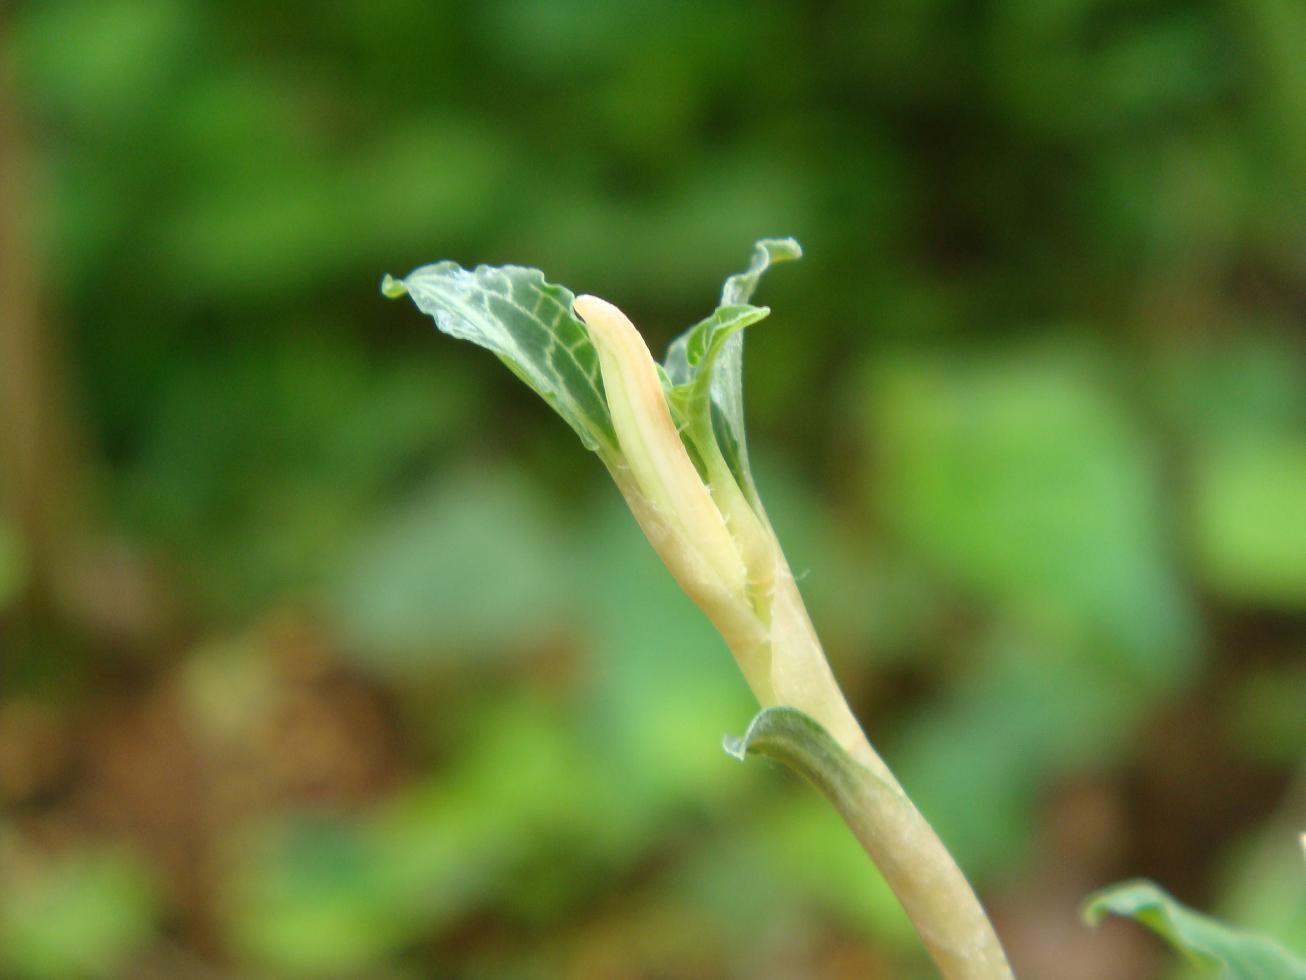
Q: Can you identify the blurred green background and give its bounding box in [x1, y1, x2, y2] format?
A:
[2, 1, 1305, 977]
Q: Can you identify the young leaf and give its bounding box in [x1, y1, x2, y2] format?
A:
[664, 302, 772, 527]
[725, 705, 898, 797]
[382, 262, 617, 455]
[663, 238, 802, 504]
[1084, 880, 1306, 979]
[720, 236, 804, 306]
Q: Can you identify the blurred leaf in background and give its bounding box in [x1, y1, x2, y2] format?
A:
[331, 467, 581, 668]
[0, 837, 160, 980]
[866, 343, 1199, 873]
[1085, 879, 1306, 979]
[1170, 338, 1306, 609]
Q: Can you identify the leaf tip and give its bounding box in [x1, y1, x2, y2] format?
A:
[722, 707, 785, 763]
[1081, 878, 1150, 927]
[1081, 894, 1109, 928]
[722, 732, 748, 762]
[762, 236, 803, 262]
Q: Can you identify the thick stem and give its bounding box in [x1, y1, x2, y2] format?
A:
[747, 569, 1015, 979]
[733, 706, 1015, 980]
[615, 467, 1016, 976]
[837, 731, 1013, 978]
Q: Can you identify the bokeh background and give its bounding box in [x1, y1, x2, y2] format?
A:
[3, 1, 1305, 977]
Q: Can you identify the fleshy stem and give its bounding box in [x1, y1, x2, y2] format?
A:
[728, 595, 1016, 980]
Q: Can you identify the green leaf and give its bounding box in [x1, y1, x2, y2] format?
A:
[1084, 880, 1306, 979]
[331, 469, 578, 668]
[724, 708, 911, 868]
[1193, 438, 1306, 608]
[867, 347, 1196, 683]
[382, 262, 617, 455]
[719, 237, 804, 307]
[664, 238, 802, 501]
[663, 304, 772, 390]
[384, 240, 802, 496]
[664, 303, 771, 480]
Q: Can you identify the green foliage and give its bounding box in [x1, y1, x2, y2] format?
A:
[0, 842, 159, 980]
[869, 347, 1194, 677]
[664, 238, 802, 503]
[1193, 440, 1306, 608]
[118, 337, 481, 615]
[1167, 338, 1306, 609]
[385, 237, 801, 504]
[225, 696, 608, 975]
[1085, 880, 1306, 979]
[867, 347, 1199, 872]
[382, 264, 617, 455]
[331, 469, 580, 668]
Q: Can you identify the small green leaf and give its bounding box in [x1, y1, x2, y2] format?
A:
[383, 262, 617, 455]
[725, 706, 902, 827]
[664, 304, 772, 386]
[1084, 880, 1306, 979]
[664, 303, 771, 480]
[720, 237, 803, 307]
[664, 238, 801, 502]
